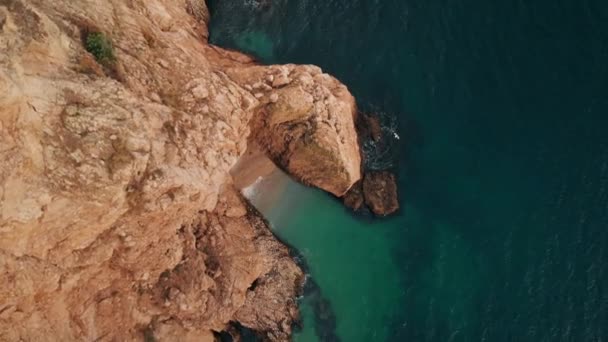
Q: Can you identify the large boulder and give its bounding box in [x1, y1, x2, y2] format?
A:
[357, 112, 383, 142]
[362, 171, 399, 216]
[226, 65, 362, 197]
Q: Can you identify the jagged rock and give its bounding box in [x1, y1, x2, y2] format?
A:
[356, 112, 383, 143]
[0, 0, 357, 340]
[343, 171, 400, 216]
[343, 111, 402, 216]
[272, 74, 292, 87]
[343, 180, 365, 211]
[362, 171, 399, 216]
[227, 65, 362, 197]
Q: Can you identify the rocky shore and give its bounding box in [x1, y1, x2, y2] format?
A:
[0, 0, 361, 340]
[343, 113, 400, 216]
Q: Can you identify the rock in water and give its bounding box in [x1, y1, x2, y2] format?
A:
[363, 171, 400, 216]
[343, 111, 401, 216]
[367, 115, 383, 142]
[343, 180, 365, 211]
[357, 112, 383, 142]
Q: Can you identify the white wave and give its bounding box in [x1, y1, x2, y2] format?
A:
[241, 176, 264, 200]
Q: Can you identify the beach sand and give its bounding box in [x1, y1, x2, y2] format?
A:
[230, 142, 290, 213]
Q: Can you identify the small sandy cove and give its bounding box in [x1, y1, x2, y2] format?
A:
[230, 142, 290, 214]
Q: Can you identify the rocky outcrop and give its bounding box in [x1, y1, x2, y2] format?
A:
[343, 111, 400, 216]
[0, 0, 359, 340]
[226, 65, 361, 197]
[343, 172, 399, 216]
[357, 112, 383, 143]
[342, 180, 365, 211]
[1, 184, 303, 341]
[362, 171, 399, 216]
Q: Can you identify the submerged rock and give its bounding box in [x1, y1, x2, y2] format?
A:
[362, 171, 399, 216]
[343, 171, 399, 216]
[343, 111, 401, 216]
[227, 65, 362, 197]
[357, 112, 383, 142]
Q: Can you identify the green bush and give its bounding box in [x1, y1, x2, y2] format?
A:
[85, 32, 115, 65]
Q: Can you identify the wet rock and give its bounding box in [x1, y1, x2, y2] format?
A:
[367, 116, 383, 142]
[362, 171, 399, 216]
[301, 278, 341, 342]
[356, 112, 382, 142]
[342, 180, 364, 211]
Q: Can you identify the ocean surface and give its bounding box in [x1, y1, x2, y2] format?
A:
[208, 1, 608, 341]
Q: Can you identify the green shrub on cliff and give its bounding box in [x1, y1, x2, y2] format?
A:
[85, 32, 115, 65]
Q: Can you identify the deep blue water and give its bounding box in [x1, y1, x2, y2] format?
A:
[209, 0, 608, 341]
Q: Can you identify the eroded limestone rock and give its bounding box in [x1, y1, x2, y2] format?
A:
[227, 65, 362, 196]
[0, 0, 358, 340]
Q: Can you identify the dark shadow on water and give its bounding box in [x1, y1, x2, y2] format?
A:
[286, 242, 342, 342]
[214, 321, 262, 342]
[299, 278, 341, 342]
[242, 199, 342, 342]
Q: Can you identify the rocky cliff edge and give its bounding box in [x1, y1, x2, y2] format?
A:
[0, 0, 360, 340]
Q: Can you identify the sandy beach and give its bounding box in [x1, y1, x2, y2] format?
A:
[230, 142, 291, 214]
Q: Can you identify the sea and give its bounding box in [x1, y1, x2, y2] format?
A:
[208, 0, 608, 341]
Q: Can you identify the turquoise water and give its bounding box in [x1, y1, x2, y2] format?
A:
[209, 1, 608, 341]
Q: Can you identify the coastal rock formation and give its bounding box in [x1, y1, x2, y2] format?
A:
[343, 111, 400, 216]
[226, 65, 362, 197]
[343, 171, 399, 216]
[357, 112, 383, 142]
[0, 0, 358, 340]
[342, 180, 365, 211]
[363, 171, 400, 216]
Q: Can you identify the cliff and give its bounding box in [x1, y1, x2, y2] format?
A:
[225, 65, 361, 197]
[0, 0, 360, 340]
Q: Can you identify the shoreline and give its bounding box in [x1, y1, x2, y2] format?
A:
[231, 144, 344, 342]
[0, 0, 361, 339]
[230, 141, 290, 215]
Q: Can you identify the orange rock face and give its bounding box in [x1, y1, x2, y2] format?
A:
[226, 65, 362, 197]
[0, 0, 359, 340]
